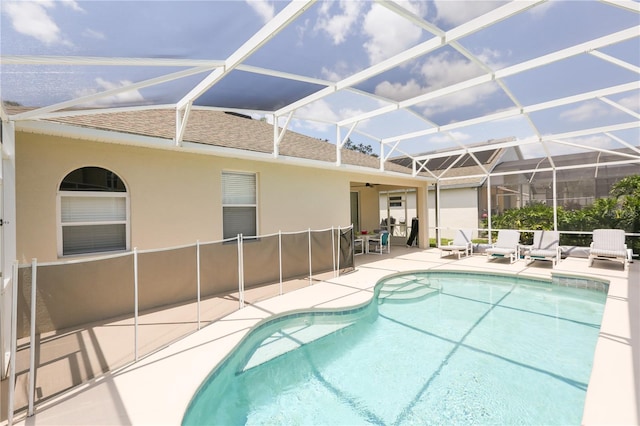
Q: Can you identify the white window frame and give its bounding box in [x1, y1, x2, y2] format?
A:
[222, 171, 258, 239]
[57, 191, 131, 257]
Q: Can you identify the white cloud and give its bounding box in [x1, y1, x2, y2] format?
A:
[538, 135, 620, 157]
[428, 131, 471, 144]
[83, 28, 105, 40]
[362, 2, 423, 65]
[618, 93, 640, 113]
[434, 1, 504, 26]
[528, 1, 556, 19]
[374, 79, 424, 101]
[75, 78, 145, 107]
[315, 0, 363, 45]
[320, 61, 353, 82]
[3, 0, 84, 45]
[292, 99, 339, 132]
[4, 1, 65, 45]
[374, 51, 498, 116]
[420, 51, 487, 90]
[245, 0, 275, 24]
[559, 102, 608, 122]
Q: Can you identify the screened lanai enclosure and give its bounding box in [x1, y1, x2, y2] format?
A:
[1, 0, 639, 422]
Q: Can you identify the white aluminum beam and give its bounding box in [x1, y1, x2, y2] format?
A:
[605, 132, 640, 154]
[381, 81, 638, 144]
[589, 50, 640, 74]
[413, 120, 638, 162]
[549, 139, 640, 160]
[177, 1, 315, 110]
[13, 66, 213, 121]
[599, 0, 640, 13]
[1, 120, 17, 380]
[348, 24, 638, 134]
[598, 96, 640, 119]
[279, 1, 543, 118]
[0, 55, 225, 67]
[495, 26, 639, 78]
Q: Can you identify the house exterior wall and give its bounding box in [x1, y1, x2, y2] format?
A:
[428, 187, 479, 240]
[16, 132, 353, 263]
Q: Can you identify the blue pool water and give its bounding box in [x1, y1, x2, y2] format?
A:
[183, 272, 606, 425]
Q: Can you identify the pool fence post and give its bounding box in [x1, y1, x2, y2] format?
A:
[237, 234, 244, 309]
[308, 228, 312, 286]
[196, 240, 201, 330]
[337, 226, 341, 275]
[278, 231, 283, 296]
[133, 248, 139, 362]
[331, 226, 336, 277]
[487, 174, 492, 244]
[28, 258, 37, 416]
[8, 261, 19, 426]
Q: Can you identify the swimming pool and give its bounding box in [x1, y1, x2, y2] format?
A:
[183, 272, 606, 425]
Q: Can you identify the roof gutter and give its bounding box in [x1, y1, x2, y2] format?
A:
[15, 120, 434, 183]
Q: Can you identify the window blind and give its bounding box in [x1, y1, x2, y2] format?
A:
[61, 196, 126, 222]
[222, 172, 257, 239]
[222, 172, 256, 205]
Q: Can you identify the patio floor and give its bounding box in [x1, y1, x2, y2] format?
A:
[6, 246, 639, 425]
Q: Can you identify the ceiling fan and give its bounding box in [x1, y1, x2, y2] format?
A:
[351, 182, 379, 188]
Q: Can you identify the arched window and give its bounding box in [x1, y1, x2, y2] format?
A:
[58, 167, 129, 256]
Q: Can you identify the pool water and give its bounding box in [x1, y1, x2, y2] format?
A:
[183, 272, 606, 425]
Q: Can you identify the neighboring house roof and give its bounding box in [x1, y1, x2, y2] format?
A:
[10, 107, 419, 177]
[390, 141, 513, 188]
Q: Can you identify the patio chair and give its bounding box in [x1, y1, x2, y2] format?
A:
[439, 229, 473, 259]
[354, 237, 364, 255]
[588, 229, 628, 270]
[486, 230, 520, 264]
[524, 230, 561, 267]
[369, 231, 390, 255]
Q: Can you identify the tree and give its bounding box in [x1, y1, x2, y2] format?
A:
[343, 138, 378, 157]
[610, 175, 640, 234]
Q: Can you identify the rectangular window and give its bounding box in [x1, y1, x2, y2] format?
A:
[60, 194, 128, 256]
[222, 172, 257, 239]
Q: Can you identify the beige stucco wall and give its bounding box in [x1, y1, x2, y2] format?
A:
[16, 132, 356, 263]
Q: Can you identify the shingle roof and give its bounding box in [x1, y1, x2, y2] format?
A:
[14, 107, 417, 176]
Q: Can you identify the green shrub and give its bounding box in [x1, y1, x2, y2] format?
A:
[483, 175, 640, 253]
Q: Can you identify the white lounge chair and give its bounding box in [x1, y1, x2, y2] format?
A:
[439, 229, 473, 259]
[486, 230, 520, 264]
[524, 230, 561, 267]
[589, 229, 628, 270]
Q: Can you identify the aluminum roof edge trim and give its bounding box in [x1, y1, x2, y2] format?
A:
[14, 120, 433, 183]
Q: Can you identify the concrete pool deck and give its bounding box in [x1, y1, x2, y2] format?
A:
[9, 247, 639, 425]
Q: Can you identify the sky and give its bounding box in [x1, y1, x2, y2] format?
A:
[1, 0, 639, 160]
